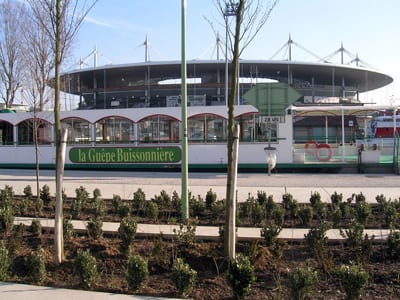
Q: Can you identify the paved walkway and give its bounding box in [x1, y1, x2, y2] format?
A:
[1, 169, 399, 203]
[14, 216, 391, 242]
[0, 282, 179, 300]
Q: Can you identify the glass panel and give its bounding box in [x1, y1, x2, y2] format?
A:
[237, 114, 256, 142]
[62, 118, 91, 144]
[189, 114, 225, 142]
[0, 121, 14, 145]
[138, 116, 179, 143]
[17, 119, 51, 145]
[188, 117, 205, 142]
[95, 117, 133, 144]
[257, 122, 278, 142]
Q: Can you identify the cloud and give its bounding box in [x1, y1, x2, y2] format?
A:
[84, 16, 149, 33]
[84, 16, 118, 29]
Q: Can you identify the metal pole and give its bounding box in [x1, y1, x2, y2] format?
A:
[225, 14, 229, 107]
[181, 0, 189, 220]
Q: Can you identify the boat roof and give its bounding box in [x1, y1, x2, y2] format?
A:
[0, 105, 258, 125]
[291, 104, 400, 116]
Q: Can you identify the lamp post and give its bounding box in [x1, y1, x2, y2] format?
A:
[181, 0, 189, 220]
[224, 2, 237, 106]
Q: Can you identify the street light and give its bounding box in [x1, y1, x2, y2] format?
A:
[224, 2, 238, 107]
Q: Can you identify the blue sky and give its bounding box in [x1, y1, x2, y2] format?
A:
[70, 0, 400, 105]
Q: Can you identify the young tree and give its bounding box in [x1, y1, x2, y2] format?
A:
[0, 0, 28, 108]
[215, 0, 278, 257]
[28, 0, 97, 265]
[23, 3, 55, 201]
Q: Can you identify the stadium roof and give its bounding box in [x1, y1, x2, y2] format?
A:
[65, 59, 393, 93]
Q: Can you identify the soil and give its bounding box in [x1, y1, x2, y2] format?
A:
[3, 193, 400, 299]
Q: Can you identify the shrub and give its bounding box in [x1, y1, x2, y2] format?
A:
[29, 247, 46, 284]
[337, 263, 369, 300]
[76, 186, 89, 204]
[74, 249, 98, 289]
[256, 190, 268, 206]
[71, 198, 84, 219]
[387, 230, 400, 259]
[341, 220, 364, 249]
[241, 195, 263, 225]
[190, 195, 206, 216]
[152, 234, 170, 268]
[330, 191, 343, 209]
[261, 223, 282, 247]
[118, 216, 137, 253]
[211, 200, 225, 222]
[226, 254, 256, 299]
[383, 200, 400, 228]
[171, 258, 197, 296]
[0, 206, 13, 234]
[0, 186, 14, 234]
[132, 188, 146, 214]
[112, 194, 122, 212]
[7, 224, 24, 257]
[309, 191, 325, 217]
[93, 197, 105, 217]
[289, 262, 318, 300]
[23, 185, 33, 200]
[35, 198, 43, 217]
[171, 191, 182, 214]
[145, 201, 159, 221]
[72, 186, 89, 218]
[271, 206, 284, 227]
[305, 222, 333, 272]
[117, 201, 131, 218]
[153, 190, 171, 211]
[265, 195, 276, 217]
[205, 189, 217, 209]
[282, 192, 299, 217]
[0, 241, 10, 280]
[0, 185, 13, 208]
[354, 200, 371, 225]
[93, 188, 101, 199]
[298, 206, 313, 227]
[63, 217, 75, 240]
[125, 254, 149, 291]
[40, 184, 51, 206]
[173, 219, 197, 247]
[18, 198, 29, 215]
[29, 219, 42, 236]
[87, 216, 103, 240]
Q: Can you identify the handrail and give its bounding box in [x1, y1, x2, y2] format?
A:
[394, 130, 400, 174]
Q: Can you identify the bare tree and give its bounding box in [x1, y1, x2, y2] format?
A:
[25, 4, 55, 112]
[28, 0, 98, 265]
[0, 0, 28, 108]
[23, 3, 56, 201]
[215, 0, 278, 258]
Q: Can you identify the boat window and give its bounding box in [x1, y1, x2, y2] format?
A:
[62, 118, 91, 144]
[95, 117, 133, 144]
[236, 114, 257, 142]
[257, 121, 278, 142]
[0, 120, 14, 145]
[138, 115, 179, 143]
[17, 119, 52, 145]
[188, 114, 226, 142]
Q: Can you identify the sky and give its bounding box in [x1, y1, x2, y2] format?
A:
[69, 0, 400, 105]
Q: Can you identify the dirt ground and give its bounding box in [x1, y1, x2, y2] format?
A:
[3, 193, 400, 299]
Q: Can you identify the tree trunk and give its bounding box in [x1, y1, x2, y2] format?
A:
[224, 0, 244, 258]
[54, 0, 63, 265]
